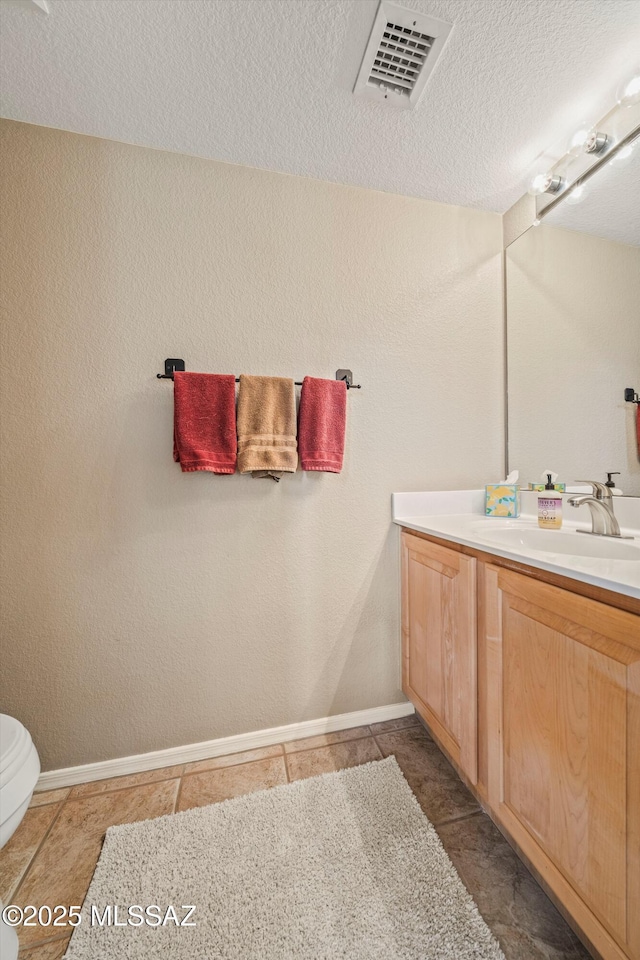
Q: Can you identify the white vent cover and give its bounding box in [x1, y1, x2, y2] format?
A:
[354, 2, 452, 109]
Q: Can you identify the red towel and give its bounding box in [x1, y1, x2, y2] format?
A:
[173, 372, 237, 474]
[299, 377, 347, 473]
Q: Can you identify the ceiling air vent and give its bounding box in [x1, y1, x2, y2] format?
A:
[354, 2, 452, 109]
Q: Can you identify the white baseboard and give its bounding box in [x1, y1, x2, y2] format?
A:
[36, 702, 415, 791]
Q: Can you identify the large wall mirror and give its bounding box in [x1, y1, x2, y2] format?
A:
[506, 141, 640, 496]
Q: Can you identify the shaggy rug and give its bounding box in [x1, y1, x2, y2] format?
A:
[65, 757, 504, 959]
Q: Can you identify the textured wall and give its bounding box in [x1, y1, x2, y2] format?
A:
[507, 223, 640, 494]
[0, 120, 503, 770]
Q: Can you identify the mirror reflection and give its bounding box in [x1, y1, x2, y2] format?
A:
[506, 145, 640, 496]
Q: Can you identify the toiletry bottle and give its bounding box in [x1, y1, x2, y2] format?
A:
[538, 474, 562, 530]
[605, 472, 623, 496]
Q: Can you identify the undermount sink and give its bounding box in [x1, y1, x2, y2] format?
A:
[473, 524, 640, 561]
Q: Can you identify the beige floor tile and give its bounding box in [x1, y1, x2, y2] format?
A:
[13, 778, 179, 947]
[177, 756, 287, 812]
[29, 789, 70, 809]
[369, 714, 419, 735]
[0, 804, 61, 903]
[283, 725, 372, 753]
[286, 737, 382, 781]
[184, 744, 283, 775]
[19, 935, 69, 959]
[68, 764, 183, 799]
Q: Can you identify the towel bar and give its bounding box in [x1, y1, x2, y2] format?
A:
[157, 359, 185, 379]
[624, 387, 640, 405]
[157, 360, 362, 389]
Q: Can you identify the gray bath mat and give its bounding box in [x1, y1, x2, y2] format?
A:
[65, 756, 504, 959]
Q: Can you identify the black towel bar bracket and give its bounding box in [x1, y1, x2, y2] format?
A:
[157, 359, 185, 379]
[157, 360, 362, 389]
[335, 369, 361, 389]
[625, 387, 640, 405]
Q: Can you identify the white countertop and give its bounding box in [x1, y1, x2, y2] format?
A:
[392, 490, 640, 600]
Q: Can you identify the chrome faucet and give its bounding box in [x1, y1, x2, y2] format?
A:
[568, 481, 627, 538]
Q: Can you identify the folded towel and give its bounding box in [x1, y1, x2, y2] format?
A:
[173, 372, 237, 474]
[298, 376, 347, 473]
[237, 376, 298, 476]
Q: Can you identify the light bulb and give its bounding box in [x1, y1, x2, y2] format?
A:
[567, 124, 591, 156]
[528, 172, 564, 196]
[529, 173, 548, 195]
[565, 184, 586, 205]
[609, 142, 635, 167]
[617, 71, 640, 106]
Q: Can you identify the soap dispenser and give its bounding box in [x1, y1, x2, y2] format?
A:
[605, 472, 623, 496]
[538, 474, 562, 530]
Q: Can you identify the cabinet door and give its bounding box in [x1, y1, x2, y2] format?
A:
[485, 564, 640, 960]
[401, 532, 477, 783]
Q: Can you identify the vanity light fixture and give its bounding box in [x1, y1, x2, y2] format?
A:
[529, 172, 565, 196]
[528, 70, 639, 223]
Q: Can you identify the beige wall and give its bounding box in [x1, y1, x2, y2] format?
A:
[507, 223, 640, 495]
[0, 120, 503, 771]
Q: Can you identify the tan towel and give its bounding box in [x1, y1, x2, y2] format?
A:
[237, 376, 298, 476]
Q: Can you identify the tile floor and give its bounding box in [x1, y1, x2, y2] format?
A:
[0, 715, 591, 959]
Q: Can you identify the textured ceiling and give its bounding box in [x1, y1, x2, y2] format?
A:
[546, 148, 640, 246]
[1, 0, 639, 212]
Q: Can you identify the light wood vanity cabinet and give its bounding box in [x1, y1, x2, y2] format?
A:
[485, 565, 640, 960]
[400, 529, 640, 960]
[401, 533, 477, 783]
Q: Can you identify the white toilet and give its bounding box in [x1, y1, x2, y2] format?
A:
[0, 714, 41, 960]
